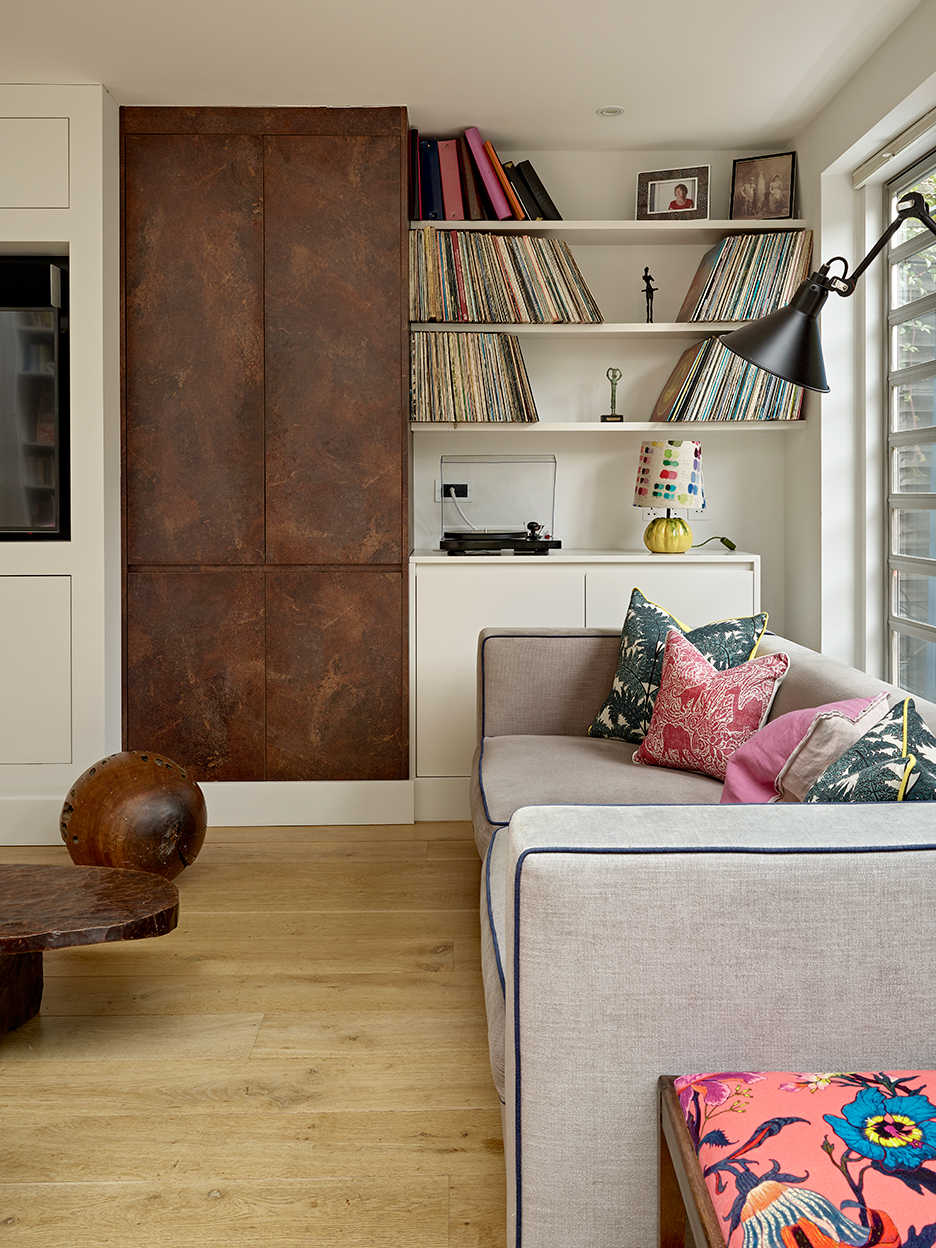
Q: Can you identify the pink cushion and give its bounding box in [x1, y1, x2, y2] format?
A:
[632, 632, 789, 782]
[720, 697, 884, 804]
[675, 1069, 936, 1248]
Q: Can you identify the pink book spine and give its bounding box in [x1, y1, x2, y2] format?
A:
[464, 127, 512, 220]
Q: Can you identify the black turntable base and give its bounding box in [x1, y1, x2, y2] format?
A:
[440, 530, 562, 556]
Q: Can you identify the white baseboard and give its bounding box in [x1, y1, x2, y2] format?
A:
[414, 776, 470, 821]
[201, 780, 415, 827]
[0, 796, 65, 845]
[0, 782, 418, 844]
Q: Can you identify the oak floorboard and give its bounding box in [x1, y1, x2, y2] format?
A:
[0, 1176, 450, 1246]
[0, 1052, 500, 1114]
[0, 1012, 264, 1061]
[39, 973, 487, 1015]
[0, 1108, 505, 1183]
[173, 860, 481, 912]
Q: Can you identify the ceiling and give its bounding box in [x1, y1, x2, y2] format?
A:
[0, 0, 922, 150]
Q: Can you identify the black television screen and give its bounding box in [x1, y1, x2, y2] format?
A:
[0, 258, 69, 540]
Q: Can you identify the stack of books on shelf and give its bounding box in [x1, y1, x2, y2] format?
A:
[409, 227, 603, 324]
[411, 331, 539, 423]
[651, 336, 804, 422]
[677, 229, 813, 322]
[410, 126, 562, 222]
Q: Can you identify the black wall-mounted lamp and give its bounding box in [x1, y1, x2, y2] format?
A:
[720, 191, 936, 392]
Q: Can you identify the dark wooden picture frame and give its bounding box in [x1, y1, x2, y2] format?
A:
[636, 166, 710, 221]
[730, 151, 797, 220]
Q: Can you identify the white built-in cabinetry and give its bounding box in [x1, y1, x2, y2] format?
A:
[410, 548, 761, 820]
[0, 86, 120, 844]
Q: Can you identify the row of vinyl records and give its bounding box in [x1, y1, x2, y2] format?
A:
[677, 229, 813, 322]
[409, 227, 603, 324]
[651, 336, 804, 422]
[411, 330, 803, 423]
[411, 332, 539, 423]
[410, 127, 562, 223]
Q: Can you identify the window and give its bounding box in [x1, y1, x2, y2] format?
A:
[886, 154, 936, 700]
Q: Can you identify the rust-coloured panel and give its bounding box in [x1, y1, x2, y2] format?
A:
[125, 571, 266, 782]
[265, 571, 407, 781]
[122, 107, 407, 138]
[263, 135, 407, 566]
[124, 133, 265, 565]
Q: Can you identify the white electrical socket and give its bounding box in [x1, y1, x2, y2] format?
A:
[434, 480, 473, 502]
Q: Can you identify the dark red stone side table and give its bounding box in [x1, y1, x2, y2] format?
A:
[0, 864, 179, 1036]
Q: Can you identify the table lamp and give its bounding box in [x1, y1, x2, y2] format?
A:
[719, 190, 936, 391]
[634, 439, 704, 553]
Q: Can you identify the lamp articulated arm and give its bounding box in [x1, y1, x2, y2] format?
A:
[720, 191, 936, 392]
[817, 190, 936, 299]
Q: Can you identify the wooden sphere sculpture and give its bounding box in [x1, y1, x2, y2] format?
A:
[61, 751, 207, 880]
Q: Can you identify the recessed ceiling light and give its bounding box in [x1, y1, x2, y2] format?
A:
[596, 105, 625, 117]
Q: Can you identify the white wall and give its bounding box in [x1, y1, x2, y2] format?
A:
[0, 85, 121, 843]
[788, 0, 936, 665]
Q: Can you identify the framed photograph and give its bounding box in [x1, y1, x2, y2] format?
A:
[636, 166, 710, 221]
[730, 151, 797, 220]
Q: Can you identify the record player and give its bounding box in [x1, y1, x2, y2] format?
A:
[438, 453, 561, 556]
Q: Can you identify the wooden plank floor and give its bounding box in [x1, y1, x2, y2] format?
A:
[0, 822, 505, 1247]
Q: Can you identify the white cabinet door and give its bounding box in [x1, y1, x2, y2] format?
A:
[0, 576, 71, 763]
[415, 565, 585, 777]
[585, 562, 759, 630]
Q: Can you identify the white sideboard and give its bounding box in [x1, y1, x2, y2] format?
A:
[409, 548, 762, 819]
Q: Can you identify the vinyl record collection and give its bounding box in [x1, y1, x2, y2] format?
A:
[409, 227, 603, 324]
[654, 335, 804, 422]
[411, 330, 539, 423]
[677, 229, 813, 322]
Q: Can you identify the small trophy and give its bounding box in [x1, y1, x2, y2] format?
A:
[600, 367, 624, 422]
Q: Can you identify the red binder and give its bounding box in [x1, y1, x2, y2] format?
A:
[437, 139, 465, 220]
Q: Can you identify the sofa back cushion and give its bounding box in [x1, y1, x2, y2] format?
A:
[477, 629, 619, 740]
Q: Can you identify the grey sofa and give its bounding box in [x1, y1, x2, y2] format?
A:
[471, 627, 936, 1248]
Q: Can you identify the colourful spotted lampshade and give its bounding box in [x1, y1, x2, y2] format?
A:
[633, 440, 705, 511]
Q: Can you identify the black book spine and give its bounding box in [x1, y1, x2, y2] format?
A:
[503, 163, 544, 220]
[418, 139, 444, 220]
[516, 160, 562, 220]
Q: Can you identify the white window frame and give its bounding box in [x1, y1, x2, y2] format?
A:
[885, 149, 936, 698]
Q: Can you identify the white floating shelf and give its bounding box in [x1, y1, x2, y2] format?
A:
[410, 421, 805, 432]
[410, 321, 742, 338]
[410, 219, 808, 247]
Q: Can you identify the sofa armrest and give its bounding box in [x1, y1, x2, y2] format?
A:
[498, 801, 936, 1248]
[476, 628, 620, 741]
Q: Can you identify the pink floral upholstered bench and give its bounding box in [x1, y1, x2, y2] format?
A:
[660, 1071, 936, 1248]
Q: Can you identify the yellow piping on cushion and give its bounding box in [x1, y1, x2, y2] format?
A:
[748, 613, 769, 660]
[898, 755, 916, 801]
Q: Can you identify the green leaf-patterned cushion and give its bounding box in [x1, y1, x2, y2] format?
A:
[803, 696, 936, 802]
[587, 587, 769, 744]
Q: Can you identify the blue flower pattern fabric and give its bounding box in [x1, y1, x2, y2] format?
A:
[588, 587, 768, 744]
[803, 697, 936, 803]
[678, 1070, 936, 1248]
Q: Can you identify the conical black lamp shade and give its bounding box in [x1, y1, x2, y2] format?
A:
[720, 276, 831, 393]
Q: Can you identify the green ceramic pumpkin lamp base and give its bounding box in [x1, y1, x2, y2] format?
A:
[643, 511, 693, 553]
